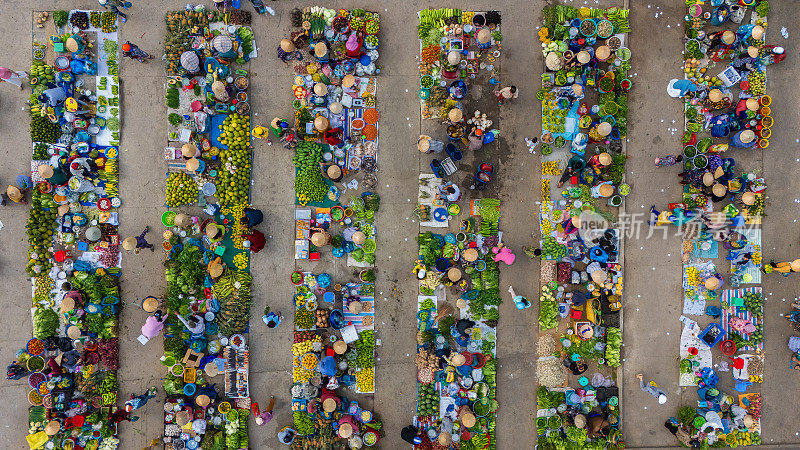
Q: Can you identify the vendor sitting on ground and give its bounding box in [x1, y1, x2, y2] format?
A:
[175, 312, 205, 336]
[557, 154, 588, 188]
[563, 356, 588, 375]
[38, 164, 69, 187]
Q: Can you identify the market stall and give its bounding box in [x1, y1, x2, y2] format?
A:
[277, 6, 385, 448]
[11, 9, 125, 450]
[660, 0, 773, 446]
[157, 5, 261, 449]
[534, 4, 631, 449]
[409, 8, 505, 449]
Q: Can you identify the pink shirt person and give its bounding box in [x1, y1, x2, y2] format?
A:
[141, 315, 164, 339]
[0, 67, 28, 89]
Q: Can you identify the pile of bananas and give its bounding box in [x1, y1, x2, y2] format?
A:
[686, 266, 700, 287]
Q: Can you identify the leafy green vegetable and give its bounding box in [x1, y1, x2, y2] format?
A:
[539, 298, 558, 331]
[605, 327, 622, 367]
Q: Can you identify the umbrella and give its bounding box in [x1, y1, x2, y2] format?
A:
[212, 35, 233, 53]
[180, 51, 200, 72]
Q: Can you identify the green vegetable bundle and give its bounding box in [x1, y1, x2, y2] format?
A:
[605, 327, 622, 367]
[293, 411, 315, 435]
[539, 296, 558, 331]
[355, 330, 375, 368]
[33, 307, 58, 339]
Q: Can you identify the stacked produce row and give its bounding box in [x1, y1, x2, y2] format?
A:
[156, 6, 260, 449]
[410, 8, 505, 449]
[660, 1, 773, 447]
[277, 6, 385, 448]
[534, 4, 632, 449]
[13, 10, 125, 450]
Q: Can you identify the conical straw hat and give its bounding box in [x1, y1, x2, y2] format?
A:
[598, 184, 614, 197]
[208, 260, 224, 278]
[314, 116, 329, 131]
[598, 152, 612, 166]
[722, 31, 736, 45]
[448, 108, 463, 122]
[477, 29, 491, 44]
[461, 412, 476, 428]
[311, 231, 329, 246]
[342, 74, 356, 88]
[323, 398, 337, 412]
[45, 420, 60, 436]
[67, 325, 82, 339]
[38, 165, 54, 178]
[595, 46, 611, 60]
[314, 83, 328, 96]
[174, 213, 190, 228]
[351, 231, 366, 245]
[326, 165, 342, 180]
[708, 89, 723, 102]
[463, 248, 478, 262]
[417, 135, 431, 153]
[597, 122, 612, 136]
[714, 166, 725, 179]
[447, 267, 462, 282]
[741, 191, 756, 205]
[591, 270, 607, 284]
[60, 297, 75, 313]
[712, 183, 727, 197]
[182, 143, 198, 158]
[704, 277, 720, 290]
[791, 259, 800, 272]
[438, 432, 452, 445]
[751, 26, 764, 40]
[143, 297, 160, 313]
[66, 37, 79, 53]
[205, 223, 221, 239]
[447, 50, 461, 66]
[196, 394, 211, 408]
[576, 51, 591, 64]
[329, 102, 343, 114]
[6, 185, 21, 201]
[703, 172, 715, 187]
[348, 301, 363, 314]
[280, 39, 295, 52]
[176, 411, 191, 426]
[314, 42, 328, 58]
[122, 237, 137, 250]
[450, 353, 466, 366]
[212, 81, 227, 99]
[185, 157, 200, 172]
[746, 98, 759, 111]
[739, 129, 755, 143]
[747, 46, 759, 58]
[333, 340, 347, 355]
[338, 423, 353, 438]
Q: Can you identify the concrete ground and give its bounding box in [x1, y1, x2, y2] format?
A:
[0, 0, 799, 449]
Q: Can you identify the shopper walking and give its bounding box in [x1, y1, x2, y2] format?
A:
[0, 67, 28, 90]
[99, 0, 130, 23]
[494, 85, 518, 105]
